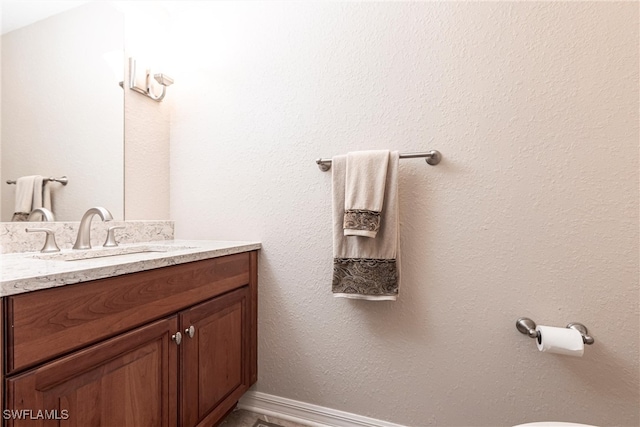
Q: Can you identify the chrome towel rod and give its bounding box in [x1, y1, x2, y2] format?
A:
[315, 150, 441, 171]
[6, 176, 68, 185]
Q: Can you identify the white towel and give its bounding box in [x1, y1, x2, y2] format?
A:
[343, 150, 390, 238]
[31, 177, 53, 221]
[32, 176, 43, 212]
[12, 175, 48, 221]
[332, 152, 400, 300]
[42, 181, 52, 212]
[14, 176, 36, 214]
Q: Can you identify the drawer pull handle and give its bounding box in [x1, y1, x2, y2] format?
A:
[172, 332, 182, 345]
[185, 325, 195, 338]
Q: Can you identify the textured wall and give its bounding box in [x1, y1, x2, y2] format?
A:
[123, 74, 171, 220]
[123, 3, 171, 221]
[1, 2, 124, 221]
[169, 2, 639, 426]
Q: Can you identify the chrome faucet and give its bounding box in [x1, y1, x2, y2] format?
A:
[73, 207, 113, 250]
[28, 207, 55, 222]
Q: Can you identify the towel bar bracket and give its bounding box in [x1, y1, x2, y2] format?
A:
[425, 150, 441, 165]
[316, 160, 331, 172]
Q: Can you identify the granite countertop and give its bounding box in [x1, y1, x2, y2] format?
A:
[0, 240, 261, 297]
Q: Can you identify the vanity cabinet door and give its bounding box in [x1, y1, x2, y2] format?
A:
[5, 317, 179, 427]
[180, 287, 250, 427]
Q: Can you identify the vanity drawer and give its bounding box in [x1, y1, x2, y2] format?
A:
[5, 252, 251, 374]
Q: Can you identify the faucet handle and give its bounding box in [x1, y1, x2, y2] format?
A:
[103, 226, 125, 247]
[26, 228, 60, 253]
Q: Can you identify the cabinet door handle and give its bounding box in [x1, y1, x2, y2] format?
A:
[172, 332, 182, 345]
[185, 325, 195, 338]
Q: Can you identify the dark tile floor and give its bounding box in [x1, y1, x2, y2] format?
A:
[219, 408, 311, 427]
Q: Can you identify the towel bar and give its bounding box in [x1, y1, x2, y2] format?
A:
[6, 176, 68, 185]
[315, 150, 441, 171]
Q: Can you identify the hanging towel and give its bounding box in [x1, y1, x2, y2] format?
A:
[42, 181, 52, 212]
[32, 176, 43, 212]
[11, 175, 48, 221]
[12, 175, 37, 221]
[30, 177, 53, 221]
[343, 150, 390, 238]
[332, 152, 400, 300]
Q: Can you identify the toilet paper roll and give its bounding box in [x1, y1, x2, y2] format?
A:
[535, 325, 584, 357]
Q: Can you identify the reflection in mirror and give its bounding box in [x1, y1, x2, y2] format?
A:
[1, 1, 124, 222]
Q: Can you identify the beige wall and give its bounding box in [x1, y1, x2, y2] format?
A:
[123, 3, 171, 220]
[123, 71, 171, 221]
[169, 2, 639, 426]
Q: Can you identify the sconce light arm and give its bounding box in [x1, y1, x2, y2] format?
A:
[128, 57, 173, 102]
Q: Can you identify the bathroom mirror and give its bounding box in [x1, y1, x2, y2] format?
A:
[0, 1, 125, 222]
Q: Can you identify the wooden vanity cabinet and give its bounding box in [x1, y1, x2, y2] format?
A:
[3, 251, 258, 427]
[180, 288, 250, 427]
[6, 317, 179, 427]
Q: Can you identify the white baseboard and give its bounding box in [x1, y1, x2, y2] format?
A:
[238, 391, 407, 427]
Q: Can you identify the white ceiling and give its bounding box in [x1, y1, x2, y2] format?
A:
[1, 0, 91, 35]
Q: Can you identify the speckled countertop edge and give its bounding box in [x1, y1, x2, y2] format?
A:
[0, 240, 261, 297]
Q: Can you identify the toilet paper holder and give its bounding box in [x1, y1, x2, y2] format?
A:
[516, 317, 595, 345]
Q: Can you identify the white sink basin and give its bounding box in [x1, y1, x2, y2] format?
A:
[30, 245, 196, 262]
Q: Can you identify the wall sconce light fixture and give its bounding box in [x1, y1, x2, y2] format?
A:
[128, 57, 174, 101]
